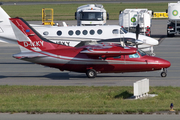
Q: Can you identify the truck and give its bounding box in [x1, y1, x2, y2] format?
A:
[75, 4, 109, 26]
[119, 9, 153, 36]
[167, 1, 180, 37]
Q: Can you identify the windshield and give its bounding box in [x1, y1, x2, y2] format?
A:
[137, 49, 147, 56]
[120, 28, 128, 34]
[80, 12, 103, 21]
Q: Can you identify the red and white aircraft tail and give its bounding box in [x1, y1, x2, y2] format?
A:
[9, 17, 71, 52]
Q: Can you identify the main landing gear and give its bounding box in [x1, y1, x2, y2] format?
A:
[161, 68, 167, 77]
[86, 69, 97, 78]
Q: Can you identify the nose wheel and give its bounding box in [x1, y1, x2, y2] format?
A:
[161, 68, 167, 77]
[86, 69, 97, 78]
[161, 72, 167, 77]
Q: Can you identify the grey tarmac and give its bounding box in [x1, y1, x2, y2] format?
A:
[1, 113, 180, 120]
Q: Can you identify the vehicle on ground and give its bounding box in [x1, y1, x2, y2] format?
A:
[119, 9, 153, 36]
[167, 1, 180, 37]
[75, 4, 109, 26]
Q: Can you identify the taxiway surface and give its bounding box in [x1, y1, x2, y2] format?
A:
[1, 114, 180, 120]
[0, 19, 179, 86]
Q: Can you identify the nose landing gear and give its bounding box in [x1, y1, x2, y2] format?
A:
[161, 68, 167, 77]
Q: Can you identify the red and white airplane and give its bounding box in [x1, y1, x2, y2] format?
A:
[9, 17, 170, 78]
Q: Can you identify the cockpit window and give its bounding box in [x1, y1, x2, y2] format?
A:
[80, 12, 103, 21]
[112, 29, 119, 34]
[129, 53, 139, 58]
[120, 30, 124, 34]
[137, 49, 147, 56]
[120, 28, 128, 34]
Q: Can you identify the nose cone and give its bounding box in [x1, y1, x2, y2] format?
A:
[138, 34, 159, 46]
[156, 58, 171, 68]
[162, 59, 171, 68]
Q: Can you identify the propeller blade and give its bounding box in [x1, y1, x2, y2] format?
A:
[136, 24, 140, 40]
[136, 44, 138, 48]
[135, 39, 144, 48]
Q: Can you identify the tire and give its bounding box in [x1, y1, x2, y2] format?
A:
[86, 69, 97, 78]
[167, 31, 170, 37]
[161, 72, 167, 77]
[167, 32, 174, 37]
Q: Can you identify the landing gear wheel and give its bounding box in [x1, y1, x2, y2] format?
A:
[86, 69, 97, 78]
[161, 72, 167, 77]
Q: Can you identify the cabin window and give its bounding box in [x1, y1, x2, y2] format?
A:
[129, 53, 139, 58]
[57, 31, 62, 36]
[43, 31, 49, 36]
[112, 29, 119, 34]
[90, 30, 95, 35]
[97, 29, 102, 35]
[75, 30, 81, 35]
[68, 30, 74, 36]
[137, 49, 147, 56]
[113, 56, 121, 59]
[83, 30, 88, 35]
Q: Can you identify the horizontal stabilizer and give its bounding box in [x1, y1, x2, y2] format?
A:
[13, 52, 46, 59]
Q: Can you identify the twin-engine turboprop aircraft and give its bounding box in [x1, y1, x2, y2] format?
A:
[9, 17, 170, 78]
[0, 6, 158, 55]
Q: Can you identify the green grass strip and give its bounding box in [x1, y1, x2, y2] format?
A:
[0, 85, 179, 114]
[2, 3, 168, 21]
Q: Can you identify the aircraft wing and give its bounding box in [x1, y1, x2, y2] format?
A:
[80, 43, 137, 58]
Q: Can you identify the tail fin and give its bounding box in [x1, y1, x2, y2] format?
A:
[0, 6, 17, 44]
[9, 17, 71, 52]
[0, 6, 10, 27]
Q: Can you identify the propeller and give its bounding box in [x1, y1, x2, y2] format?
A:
[135, 24, 140, 48]
[120, 24, 143, 48]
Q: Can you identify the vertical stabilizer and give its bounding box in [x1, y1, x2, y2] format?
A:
[0, 6, 17, 43]
[0, 6, 10, 24]
[9, 17, 71, 52]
